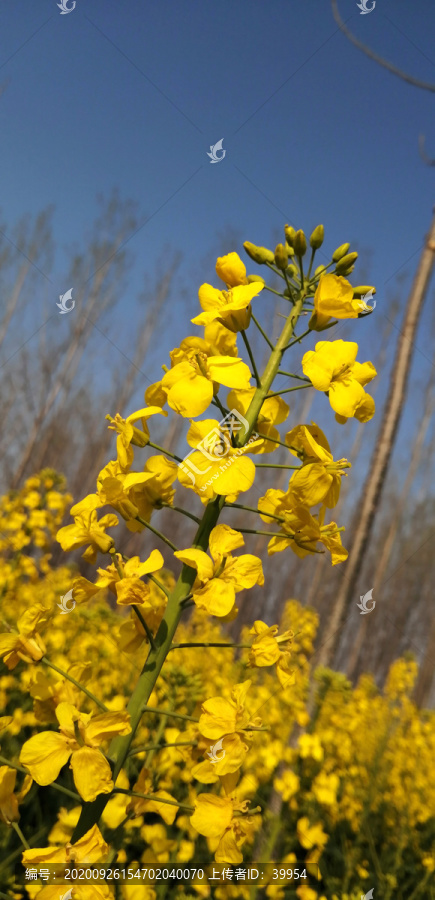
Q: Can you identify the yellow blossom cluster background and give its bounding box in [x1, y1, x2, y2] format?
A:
[1, 471, 434, 900]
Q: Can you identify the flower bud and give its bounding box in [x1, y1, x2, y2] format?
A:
[294, 230, 307, 256]
[314, 265, 328, 278]
[274, 243, 289, 270]
[332, 243, 350, 262]
[352, 285, 376, 297]
[243, 241, 275, 265]
[335, 252, 358, 273]
[310, 225, 324, 250]
[284, 225, 296, 246]
[287, 264, 298, 279]
[247, 274, 266, 284]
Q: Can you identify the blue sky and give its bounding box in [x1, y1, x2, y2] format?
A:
[1, 0, 434, 479]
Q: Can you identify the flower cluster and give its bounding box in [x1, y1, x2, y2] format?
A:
[0, 224, 402, 900]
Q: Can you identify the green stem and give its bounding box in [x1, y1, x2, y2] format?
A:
[306, 247, 315, 280]
[113, 788, 194, 812]
[148, 441, 183, 462]
[212, 395, 229, 419]
[254, 463, 299, 469]
[128, 741, 197, 756]
[145, 703, 170, 769]
[41, 657, 108, 711]
[170, 642, 251, 650]
[235, 292, 307, 446]
[265, 261, 285, 280]
[225, 501, 285, 522]
[262, 283, 286, 298]
[132, 606, 156, 650]
[135, 516, 179, 552]
[241, 329, 261, 387]
[283, 328, 311, 351]
[284, 270, 296, 303]
[142, 706, 199, 722]
[277, 370, 310, 381]
[251, 313, 274, 349]
[161, 502, 200, 524]
[11, 821, 30, 851]
[147, 574, 170, 598]
[267, 384, 311, 398]
[255, 432, 298, 452]
[237, 528, 286, 537]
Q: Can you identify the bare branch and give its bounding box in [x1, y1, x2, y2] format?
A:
[419, 134, 435, 167]
[331, 0, 435, 94]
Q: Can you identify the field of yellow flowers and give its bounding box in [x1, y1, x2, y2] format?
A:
[1, 226, 434, 899]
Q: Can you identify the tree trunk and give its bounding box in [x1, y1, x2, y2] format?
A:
[316, 208, 435, 671]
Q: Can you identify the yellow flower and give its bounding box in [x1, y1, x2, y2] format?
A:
[20, 702, 131, 802]
[0, 766, 32, 823]
[0, 605, 48, 670]
[91, 455, 177, 528]
[191, 680, 260, 780]
[22, 822, 108, 865]
[177, 418, 262, 500]
[190, 791, 256, 864]
[302, 340, 376, 422]
[127, 767, 178, 824]
[273, 769, 300, 801]
[258, 491, 348, 565]
[309, 273, 366, 330]
[227, 387, 290, 453]
[163, 357, 251, 418]
[204, 320, 238, 356]
[298, 734, 324, 762]
[106, 406, 167, 468]
[248, 621, 294, 688]
[311, 771, 339, 806]
[215, 252, 249, 287]
[192, 281, 264, 333]
[174, 525, 264, 617]
[199, 680, 259, 740]
[146, 336, 252, 418]
[285, 424, 350, 508]
[296, 816, 328, 851]
[57, 501, 118, 563]
[114, 551, 164, 607]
